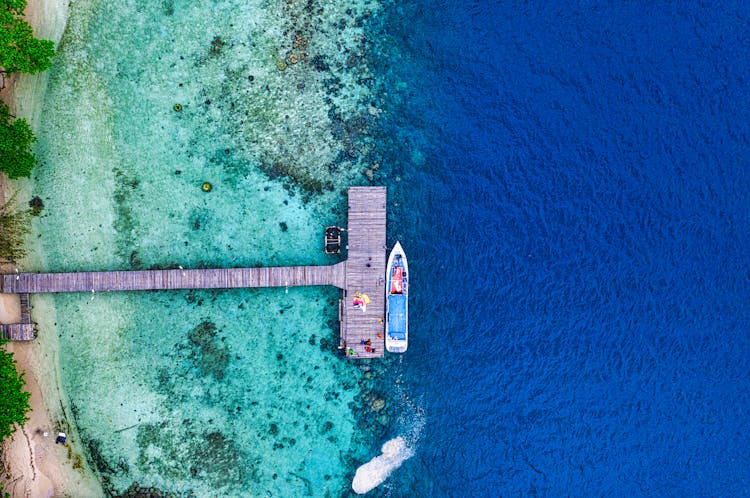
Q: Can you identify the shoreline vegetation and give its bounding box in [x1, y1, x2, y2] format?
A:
[0, 0, 101, 496]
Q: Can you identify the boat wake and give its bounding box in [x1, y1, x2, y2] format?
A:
[352, 437, 415, 494]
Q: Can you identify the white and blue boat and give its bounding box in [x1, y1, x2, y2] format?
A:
[385, 241, 408, 353]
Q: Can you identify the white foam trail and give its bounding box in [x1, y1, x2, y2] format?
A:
[352, 437, 414, 494]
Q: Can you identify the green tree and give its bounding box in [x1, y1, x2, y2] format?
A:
[0, 0, 55, 77]
[0, 1, 29, 13]
[0, 102, 36, 178]
[0, 341, 31, 441]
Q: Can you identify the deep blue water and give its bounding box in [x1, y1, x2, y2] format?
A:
[374, 1, 750, 495]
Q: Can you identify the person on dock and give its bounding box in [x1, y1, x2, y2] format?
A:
[353, 292, 370, 312]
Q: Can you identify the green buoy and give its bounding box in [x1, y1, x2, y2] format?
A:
[201, 182, 212, 192]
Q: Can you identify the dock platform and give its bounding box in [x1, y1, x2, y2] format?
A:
[0, 293, 35, 341]
[0, 323, 35, 341]
[340, 186, 387, 358]
[0, 187, 389, 358]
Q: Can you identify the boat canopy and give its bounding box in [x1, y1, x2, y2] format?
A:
[387, 294, 407, 340]
[390, 265, 404, 294]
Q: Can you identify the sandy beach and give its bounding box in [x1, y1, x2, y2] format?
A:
[0, 312, 102, 497]
[1, 0, 102, 495]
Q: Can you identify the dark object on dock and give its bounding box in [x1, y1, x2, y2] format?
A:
[56, 432, 67, 444]
[325, 226, 344, 254]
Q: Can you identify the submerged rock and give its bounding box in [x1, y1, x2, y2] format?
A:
[371, 397, 386, 412]
[29, 196, 44, 216]
[188, 321, 229, 380]
[209, 36, 226, 56]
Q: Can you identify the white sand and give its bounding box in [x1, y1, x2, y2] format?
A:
[0, 285, 103, 497]
[0, 294, 21, 324]
[1, 339, 102, 497]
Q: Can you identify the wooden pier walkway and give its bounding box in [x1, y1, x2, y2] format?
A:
[0, 264, 346, 294]
[0, 187, 389, 358]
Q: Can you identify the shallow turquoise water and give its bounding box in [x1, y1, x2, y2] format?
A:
[54, 287, 364, 496]
[29, 0, 396, 495]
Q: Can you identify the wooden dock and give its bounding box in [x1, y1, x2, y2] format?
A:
[0, 293, 35, 341]
[0, 187, 389, 358]
[0, 323, 35, 341]
[340, 186, 387, 358]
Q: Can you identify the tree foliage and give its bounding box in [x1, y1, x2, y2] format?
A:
[0, 341, 31, 441]
[0, 102, 36, 179]
[0, 0, 55, 76]
[0, 0, 54, 178]
[0, 1, 28, 14]
[0, 192, 30, 264]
